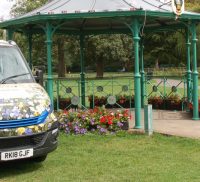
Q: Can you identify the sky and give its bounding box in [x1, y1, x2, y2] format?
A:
[0, 0, 16, 20]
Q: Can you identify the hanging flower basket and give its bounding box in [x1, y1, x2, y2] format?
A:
[148, 95, 183, 111]
[148, 96, 164, 109]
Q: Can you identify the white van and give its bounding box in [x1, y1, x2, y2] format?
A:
[0, 40, 58, 162]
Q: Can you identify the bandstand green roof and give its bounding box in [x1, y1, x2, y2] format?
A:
[0, 0, 200, 34]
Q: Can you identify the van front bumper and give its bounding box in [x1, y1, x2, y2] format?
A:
[0, 127, 58, 162]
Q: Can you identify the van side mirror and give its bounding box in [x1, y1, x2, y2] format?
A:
[34, 70, 44, 87]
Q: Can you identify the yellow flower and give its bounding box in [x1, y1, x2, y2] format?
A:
[19, 102, 24, 109]
[33, 126, 39, 132]
[16, 127, 25, 135]
[38, 124, 44, 131]
[50, 113, 57, 121]
[28, 126, 34, 129]
[34, 111, 40, 116]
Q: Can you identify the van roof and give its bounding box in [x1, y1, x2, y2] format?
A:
[0, 40, 16, 47]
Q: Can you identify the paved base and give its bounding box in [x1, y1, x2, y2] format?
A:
[129, 109, 200, 139]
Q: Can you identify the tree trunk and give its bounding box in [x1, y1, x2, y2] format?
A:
[125, 60, 131, 71]
[155, 59, 159, 69]
[96, 58, 104, 78]
[57, 38, 66, 77]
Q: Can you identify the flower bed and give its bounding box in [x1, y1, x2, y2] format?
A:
[58, 107, 130, 135]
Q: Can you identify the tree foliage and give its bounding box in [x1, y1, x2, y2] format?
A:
[85, 35, 133, 76]
[186, 0, 200, 12]
[10, 0, 48, 17]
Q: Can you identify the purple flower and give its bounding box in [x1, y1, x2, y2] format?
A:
[12, 107, 20, 118]
[74, 125, 80, 134]
[90, 119, 95, 125]
[80, 128, 87, 134]
[65, 127, 70, 134]
[117, 122, 123, 127]
[25, 128, 32, 135]
[99, 127, 107, 134]
[2, 109, 10, 119]
[48, 123, 52, 129]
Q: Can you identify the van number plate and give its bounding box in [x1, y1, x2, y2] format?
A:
[1, 149, 33, 161]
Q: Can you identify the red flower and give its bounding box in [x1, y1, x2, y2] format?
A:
[93, 107, 99, 113]
[107, 115, 113, 125]
[123, 112, 129, 117]
[116, 114, 120, 119]
[100, 116, 106, 123]
[63, 109, 68, 114]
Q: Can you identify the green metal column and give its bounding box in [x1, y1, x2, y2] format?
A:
[28, 34, 33, 70]
[191, 23, 199, 120]
[80, 34, 86, 107]
[131, 19, 141, 129]
[186, 28, 192, 104]
[140, 41, 145, 108]
[45, 22, 54, 105]
[6, 29, 13, 40]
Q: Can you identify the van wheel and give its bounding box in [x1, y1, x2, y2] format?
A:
[32, 155, 47, 162]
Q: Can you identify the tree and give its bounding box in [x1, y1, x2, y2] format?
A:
[86, 34, 133, 78]
[57, 37, 65, 77]
[143, 32, 178, 68]
[11, 0, 48, 17]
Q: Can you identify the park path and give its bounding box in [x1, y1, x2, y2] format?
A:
[129, 109, 200, 139]
[155, 78, 200, 89]
[155, 78, 184, 88]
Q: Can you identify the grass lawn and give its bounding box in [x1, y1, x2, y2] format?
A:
[1, 133, 200, 182]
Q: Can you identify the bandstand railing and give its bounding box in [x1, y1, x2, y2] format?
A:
[44, 75, 189, 111]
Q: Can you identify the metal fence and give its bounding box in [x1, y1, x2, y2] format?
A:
[44, 75, 188, 111]
[145, 75, 187, 99]
[48, 77, 134, 110]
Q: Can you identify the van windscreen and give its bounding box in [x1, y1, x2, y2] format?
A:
[0, 46, 33, 84]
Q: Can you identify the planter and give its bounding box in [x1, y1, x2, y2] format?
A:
[89, 96, 107, 109]
[148, 98, 163, 109]
[164, 99, 182, 111]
